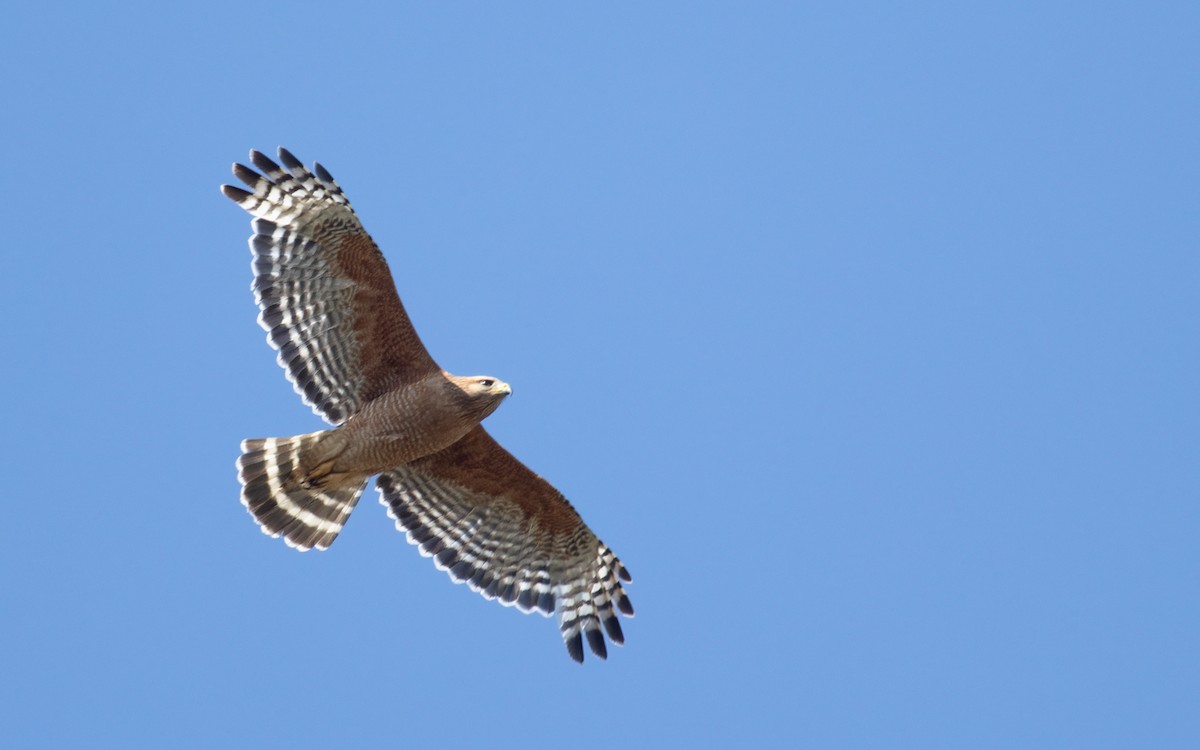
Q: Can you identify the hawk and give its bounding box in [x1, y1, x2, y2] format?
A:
[223, 148, 633, 662]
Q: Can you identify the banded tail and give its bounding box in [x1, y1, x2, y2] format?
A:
[236, 433, 366, 551]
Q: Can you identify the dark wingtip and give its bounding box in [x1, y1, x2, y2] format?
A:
[585, 628, 608, 660]
[314, 162, 335, 183]
[278, 147, 302, 171]
[221, 184, 251, 202]
[251, 149, 282, 175]
[619, 565, 632, 583]
[233, 163, 261, 188]
[565, 631, 584, 663]
[602, 615, 625, 645]
[617, 594, 634, 616]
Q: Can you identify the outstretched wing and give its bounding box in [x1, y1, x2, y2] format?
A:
[377, 427, 634, 663]
[222, 148, 439, 425]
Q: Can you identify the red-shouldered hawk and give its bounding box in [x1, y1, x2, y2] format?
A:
[223, 148, 633, 662]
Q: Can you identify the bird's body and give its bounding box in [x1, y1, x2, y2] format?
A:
[310, 373, 512, 484]
[223, 148, 632, 662]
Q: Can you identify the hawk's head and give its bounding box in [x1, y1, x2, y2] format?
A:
[450, 375, 512, 421]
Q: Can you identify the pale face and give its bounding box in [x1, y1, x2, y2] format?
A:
[449, 375, 512, 421]
[446, 372, 511, 424]
[467, 376, 512, 399]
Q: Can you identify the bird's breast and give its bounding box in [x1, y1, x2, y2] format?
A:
[332, 382, 479, 473]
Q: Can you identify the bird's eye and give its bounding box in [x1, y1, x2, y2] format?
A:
[480, 379, 494, 387]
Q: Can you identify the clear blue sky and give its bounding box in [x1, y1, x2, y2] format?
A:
[2, 3, 1196, 748]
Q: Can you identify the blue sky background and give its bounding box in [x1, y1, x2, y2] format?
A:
[1, 2, 1196, 747]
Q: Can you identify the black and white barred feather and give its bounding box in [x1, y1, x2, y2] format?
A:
[237, 434, 367, 551]
[222, 149, 367, 425]
[377, 469, 634, 662]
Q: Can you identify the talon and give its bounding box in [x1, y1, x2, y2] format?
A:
[301, 458, 337, 489]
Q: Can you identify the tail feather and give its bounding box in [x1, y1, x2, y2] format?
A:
[237, 433, 365, 551]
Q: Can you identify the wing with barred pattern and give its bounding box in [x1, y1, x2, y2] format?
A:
[222, 148, 439, 425]
[377, 426, 634, 663]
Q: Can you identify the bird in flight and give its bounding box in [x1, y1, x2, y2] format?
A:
[223, 148, 633, 662]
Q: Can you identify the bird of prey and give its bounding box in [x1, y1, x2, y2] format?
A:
[223, 148, 633, 662]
